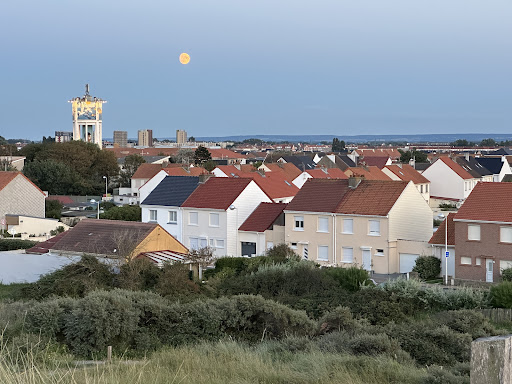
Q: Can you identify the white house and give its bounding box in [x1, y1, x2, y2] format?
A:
[422, 157, 480, 203]
[141, 176, 201, 242]
[181, 178, 272, 257]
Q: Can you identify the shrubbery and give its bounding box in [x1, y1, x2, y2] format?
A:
[490, 282, 512, 308]
[323, 266, 373, 292]
[0, 239, 38, 251]
[501, 268, 512, 282]
[413, 256, 441, 280]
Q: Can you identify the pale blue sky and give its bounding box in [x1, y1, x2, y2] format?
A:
[0, 0, 511, 140]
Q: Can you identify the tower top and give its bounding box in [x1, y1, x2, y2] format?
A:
[85, 84, 90, 96]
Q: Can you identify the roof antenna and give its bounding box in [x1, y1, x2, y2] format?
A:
[85, 84, 90, 96]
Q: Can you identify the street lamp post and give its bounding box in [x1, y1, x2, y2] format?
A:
[103, 176, 108, 198]
[438, 213, 448, 285]
[90, 199, 100, 219]
[229, 205, 238, 257]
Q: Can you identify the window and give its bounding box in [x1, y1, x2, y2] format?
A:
[189, 212, 198, 225]
[343, 218, 353, 234]
[149, 210, 157, 221]
[318, 245, 328, 261]
[290, 242, 298, 250]
[468, 224, 480, 241]
[426, 185, 429, 193]
[266, 242, 273, 250]
[461, 257, 472, 265]
[216, 239, 225, 249]
[189, 237, 198, 249]
[200, 238, 208, 248]
[420, 185, 423, 193]
[209, 238, 215, 248]
[294, 216, 304, 231]
[375, 248, 384, 256]
[369, 220, 380, 236]
[209, 213, 220, 227]
[476, 257, 482, 266]
[318, 217, 329, 233]
[500, 260, 512, 273]
[342, 247, 353, 263]
[168, 210, 177, 224]
[501, 227, 512, 243]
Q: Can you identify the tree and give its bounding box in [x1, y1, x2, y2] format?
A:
[173, 148, 195, 164]
[398, 149, 428, 163]
[203, 159, 216, 172]
[100, 205, 141, 221]
[187, 246, 215, 279]
[242, 138, 263, 145]
[194, 146, 212, 165]
[24, 159, 85, 195]
[332, 138, 345, 152]
[45, 199, 63, 219]
[189, 136, 196, 142]
[480, 138, 497, 147]
[451, 139, 471, 147]
[118, 154, 146, 187]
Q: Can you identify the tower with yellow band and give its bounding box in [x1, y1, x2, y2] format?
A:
[68, 84, 106, 148]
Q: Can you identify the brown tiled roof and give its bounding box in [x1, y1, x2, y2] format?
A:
[181, 178, 254, 210]
[239, 202, 287, 232]
[106, 147, 180, 158]
[48, 219, 158, 256]
[437, 157, 474, 180]
[209, 148, 246, 160]
[455, 182, 512, 223]
[286, 179, 408, 216]
[306, 168, 348, 179]
[357, 148, 401, 159]
[345, 166, 391, 181]
[384, 164, 430, 184]
[132, 163, 163, 179]
[25, 231, 69, 254]
[46, 195, 74, 204]
[163, 166, 208, 176]
[215, 165, 258, 177]
[263, 163, 302, 181]
[429, 212, 455, 245]
[359, 156, 389, 169]
[0, 171, 45, 196]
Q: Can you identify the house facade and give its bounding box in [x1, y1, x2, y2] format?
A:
[453, 183, 512, 282]
[382, 164, 431, 203]
[0, 172, 46, 221]
[284, 178, 432, 274]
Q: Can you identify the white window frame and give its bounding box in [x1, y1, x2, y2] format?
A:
[500, 226, 512, 243]
[294, 216, 304, 231]
[216, 239, 225, 249]
[375, 248, 385, 256]
[189, 211, 198, 226]
[318, 217, 329, 233]
[461, 256, 472, 265]
[189, 237, 199, 250]
[468, 224, 480, 241]
[317, 245, 329, 261]
[368, 220, 380, 236]
[209, 213, 220, 227]
[342, 218, 353, 234]
[168, 210, 177, 224]
[342, 247, 353, 263]
[149, 209, 157, 221]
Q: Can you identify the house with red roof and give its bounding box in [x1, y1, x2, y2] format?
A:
[344, 166, 392, 181]
[238, 202, 287, 256]
[292, 168, 348, 189]
[422, 157, 480, 204]
[451, 183, 512, 283]
[428, 212, 456, 278]
[382, 164, 431, 203]
[284, 177, 433, 274]
[0, 171, 46, 222]
[181, 178, 272, 257]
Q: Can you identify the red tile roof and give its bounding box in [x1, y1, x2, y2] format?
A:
[356, 148, 401, 159]
[455, 182, 512, 223]
[306, 168, 349, 179]
[345, 166, 392, 181]
[429, 212, 455, 245]
[239, 202, 287, 232]
[46, 195, 75, 204]
[132, 163, 164, 179]
[181, 178, 254, 210]
[209, 148, 246, 160]
[163, 166, 208, 176]
[359, 156, 389, 169]
[437, 157, 474, 180]
[263, 163, 302, 181]
[384, 164, 430, 184]
[286, 179, 408, 216]
[25, 231, 69, 254]
[215, 165, 258, 177]
[106, 147, 179, 158]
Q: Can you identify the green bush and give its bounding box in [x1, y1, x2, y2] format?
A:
[116, 258, 162, 291]
[422, 366, 469, 384]
[317, 306, 358, 334]
[413, 256, 441, 280]
[491, 282, 512, 308]
[435, 310, 495, 339]
[323, 266, 372, 292]
[348, 333, 400, 357]
[0, 239, 38, 251]
[501, 268, 512, 282]
[155, 262, 200, 298]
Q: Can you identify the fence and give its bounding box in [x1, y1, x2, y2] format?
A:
[479, 308, 512, 323]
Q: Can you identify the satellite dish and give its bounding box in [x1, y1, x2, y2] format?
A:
[179, 53, 190, 65]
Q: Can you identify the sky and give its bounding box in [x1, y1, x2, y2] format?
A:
[0, 0, 511, 140]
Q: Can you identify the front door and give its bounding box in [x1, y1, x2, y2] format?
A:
[362, 250, 372, 271]
[486, 259, 493, 283]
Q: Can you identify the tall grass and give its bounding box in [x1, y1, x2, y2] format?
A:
[0, 338, 430, 384]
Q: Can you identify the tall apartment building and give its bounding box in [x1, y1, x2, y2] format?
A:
[113, 131, 128, 147]
[176, 129, 187, 145]
[55, 131, 73, 143]
[138, 129, 153, 147]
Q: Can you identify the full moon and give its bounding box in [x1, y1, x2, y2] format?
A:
[179, 53, 190, 65]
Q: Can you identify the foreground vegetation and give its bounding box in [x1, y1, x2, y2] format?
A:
[1, 247, 511, 383]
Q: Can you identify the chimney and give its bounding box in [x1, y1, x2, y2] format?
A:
[348, 175, 363, 189]
[465, 152, 470, 161]
[198, 173, 212, 184]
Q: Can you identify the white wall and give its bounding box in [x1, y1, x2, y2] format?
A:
[292, 172, 311, 188]
[182, 208, 228, 257]
[238, 231, 266, 256]
[212, 168, 229, 177]
[0, 174, 45, 219]
[142, 205, 183, 242]
[0, 251, 81, 284]
[422, 160, 466, 200]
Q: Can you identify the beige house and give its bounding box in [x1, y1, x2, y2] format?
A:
[284, 178, 433, 274]
[382, 164, 431, 203]
[0, 172, 46, 222]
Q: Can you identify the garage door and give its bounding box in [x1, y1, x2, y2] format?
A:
[399, 253, 420, 273]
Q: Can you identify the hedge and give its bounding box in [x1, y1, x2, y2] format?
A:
[0, 239, 38, 251]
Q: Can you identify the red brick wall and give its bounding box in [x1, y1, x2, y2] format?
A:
[454, 221, 512, 282]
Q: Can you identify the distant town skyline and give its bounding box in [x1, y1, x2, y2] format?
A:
[0, 0, 511, 141]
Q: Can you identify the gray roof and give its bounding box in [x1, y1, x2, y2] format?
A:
[475, 157, 505, 175]
[489, 148, 512, 156]
[141, 176, 200, 207]
[280, 155, 316, 170]
[455, 157, 492, 178]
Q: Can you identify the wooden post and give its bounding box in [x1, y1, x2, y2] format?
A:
[107, 345, 112, 363]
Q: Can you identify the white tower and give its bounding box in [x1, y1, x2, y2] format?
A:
[68, 84, 106, 148]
